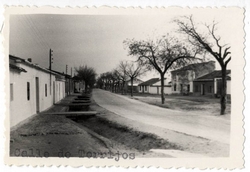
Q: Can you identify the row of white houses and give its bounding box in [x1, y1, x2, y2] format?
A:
[136, 61, 231, 97]
[9, 55, 72, 127]
[138, 78, 172, 94]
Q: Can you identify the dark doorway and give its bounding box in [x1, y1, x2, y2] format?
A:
[202, 84, 205, 95]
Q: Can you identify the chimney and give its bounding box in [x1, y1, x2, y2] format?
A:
[27, 58, 32, 63]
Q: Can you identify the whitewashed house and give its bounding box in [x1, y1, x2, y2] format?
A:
[193, 70, 231, 97]
[171, 61, 215, 95]
[138, 78, 172, 95]
[125, 78, 144, 93]
[9, 55, 66, 127]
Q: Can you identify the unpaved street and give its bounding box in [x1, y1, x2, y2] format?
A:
[92, 89, 230, 145]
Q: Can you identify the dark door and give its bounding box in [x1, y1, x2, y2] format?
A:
[202, 84, 205, 95]
[35, 77, 40, 113]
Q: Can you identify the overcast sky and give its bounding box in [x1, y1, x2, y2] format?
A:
[9, 8, 242, 80]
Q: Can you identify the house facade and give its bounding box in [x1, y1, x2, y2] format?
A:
[126, 78, 144, 93]
[171, 61, 215, 95]
[9, 55, 66, 127]
[193, 70, 231, 97]
[139, 78, 172, 95]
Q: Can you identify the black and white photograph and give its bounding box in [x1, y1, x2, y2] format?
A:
[4, 6, 245, 168]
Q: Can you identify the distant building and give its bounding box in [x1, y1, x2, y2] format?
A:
[49, 69, 74, 95]
[138, 78, 171, 95]
[171, 61, 215, 95]
[72, 75, 85, 93]
[9, 55, 66, 127]
[193, 70, 231, 97]
[125, 78, 144, 93]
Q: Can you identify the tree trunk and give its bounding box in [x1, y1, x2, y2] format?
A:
[160, 74, 165, 104]
[122, 81, 125, 94]
[131, 78, 134, 97]
[84, 82, 88, 94]
[112, 81, 114, 92]
[220, 67, 227, 115]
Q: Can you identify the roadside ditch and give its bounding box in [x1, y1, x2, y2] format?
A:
[67, 93, 181, 153]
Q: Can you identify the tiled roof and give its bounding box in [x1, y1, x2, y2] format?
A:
[9, 64, 27, 72]
[194, 70, 231, 81]
[171, 61, 215, 73]
[139, 78, 160, 86]
[9, 55, 62, 77]
[48, 69, 72, 78]
[126, 78, 144, 83]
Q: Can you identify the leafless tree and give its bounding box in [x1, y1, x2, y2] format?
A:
[124, 35, 201, 104]
[119, 61, 147, 97]
[174, 16, 231, 115]
[115, 61, 130, 94]
[75, 65, 97, 93]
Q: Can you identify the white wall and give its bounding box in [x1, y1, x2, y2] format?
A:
[9, 63, 65, 127]
[149, 86, 158, 94]
[55, 80, 65, 102]
[165, 87, 172, 94]
[148, 86, 172, 94]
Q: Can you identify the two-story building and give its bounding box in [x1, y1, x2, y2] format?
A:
[171, 61, 215, 95]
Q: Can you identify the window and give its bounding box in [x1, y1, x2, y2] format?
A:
[174, 84, 177, 91]
[144, 86, 147, 92]
[45, 84, 47, 97]
[139, 86, 142, 91]
[27, 82, 30, 100]
[187, 84, 190, 92]
[10, 83, 13, 101]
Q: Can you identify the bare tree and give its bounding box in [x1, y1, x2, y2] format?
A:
[75, 65, 97, 93]
[124, 36, 201, 104]
[116, 61, 129, 94]
[109, 70, 120, 92]
[119, 61, 147, 97]
[175, 16, 231, 115]
[96, 75, 104, 89]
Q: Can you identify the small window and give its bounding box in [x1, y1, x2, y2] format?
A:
[144, 86, 147, 92]
[27, 82, 30, 100]
[10, 83, 14, 101]
[139, 86, 142, 91]
[45, 84, 47, 97]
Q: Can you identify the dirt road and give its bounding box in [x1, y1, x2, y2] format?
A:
[92, 89, 230, 145]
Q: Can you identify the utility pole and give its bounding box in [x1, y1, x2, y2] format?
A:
[49, 49, 53, 95]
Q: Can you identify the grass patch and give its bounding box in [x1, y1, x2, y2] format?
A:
[12, 114, 84, 137]
[77, 116, 181, 152]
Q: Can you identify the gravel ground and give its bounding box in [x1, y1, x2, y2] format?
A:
[92, 89, 230, 157]
[9, 94, 175, 158]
